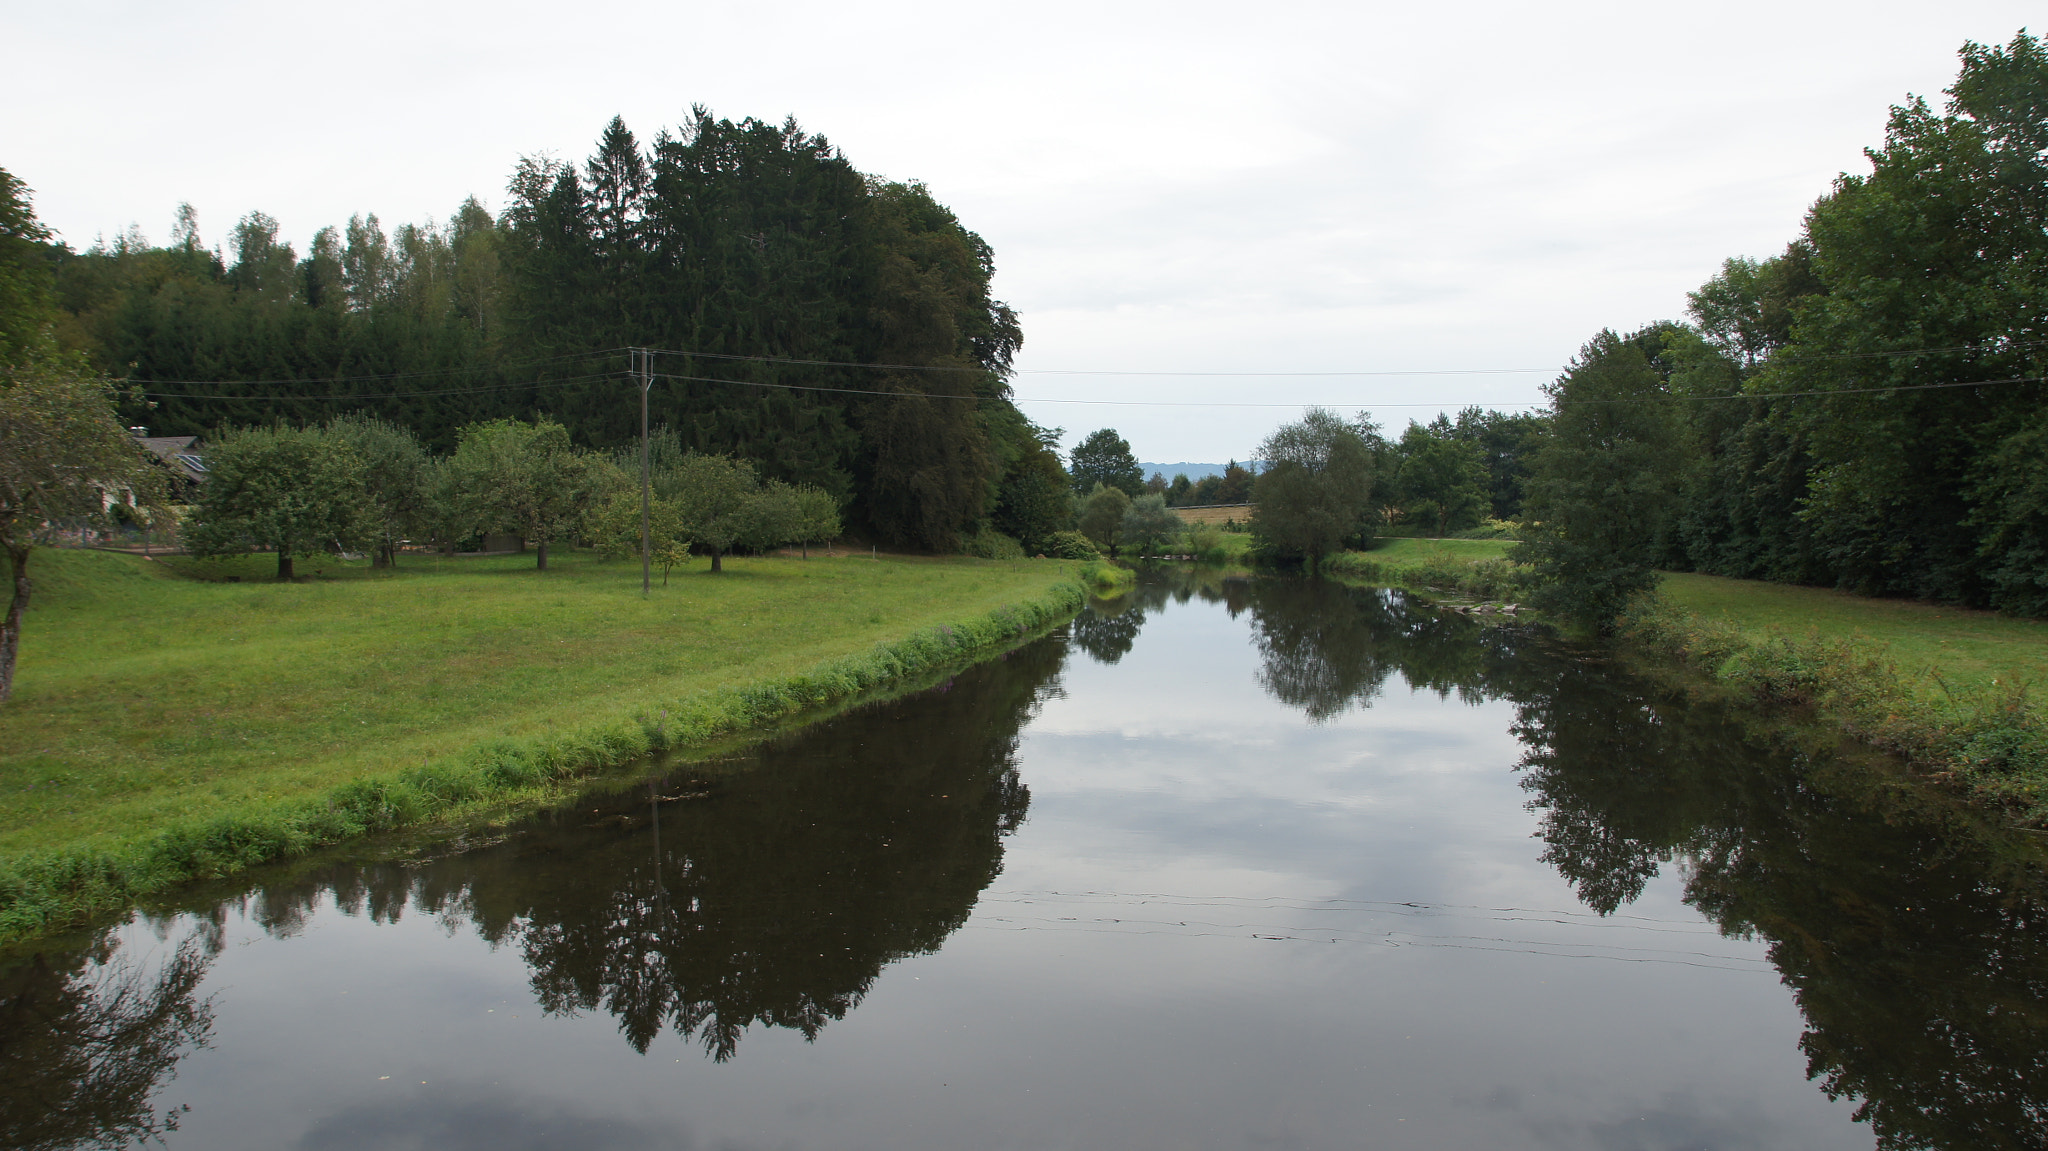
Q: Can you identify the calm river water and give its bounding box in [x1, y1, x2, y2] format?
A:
[6, 572, 2046, 1150]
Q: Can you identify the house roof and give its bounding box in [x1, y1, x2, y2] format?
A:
[135, 435, 207, 483]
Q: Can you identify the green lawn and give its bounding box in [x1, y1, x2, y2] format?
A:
[1, 547, 1077, 859]
[1363, 537, 1513, 563]
[1657, 571, 2048, 700]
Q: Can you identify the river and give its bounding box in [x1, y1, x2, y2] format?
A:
[4, 571, 2044, 1150]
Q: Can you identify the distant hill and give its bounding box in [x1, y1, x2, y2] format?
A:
[1139, 461, 1262, 482]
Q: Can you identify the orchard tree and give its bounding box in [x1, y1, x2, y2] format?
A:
[667, 453, 758, 572]
[1249, 408, 1378, 566]
[447, 418, 609, 571]
[183, 424, 373, 580]
[1, 363, 168, 701]
[324, 414, 432, 566]
[1068, 428, 1143, 496]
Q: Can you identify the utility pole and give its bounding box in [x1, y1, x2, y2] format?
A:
[639, 347, 652, 596]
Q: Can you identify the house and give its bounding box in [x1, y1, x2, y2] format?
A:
[130, 429, 207, 500]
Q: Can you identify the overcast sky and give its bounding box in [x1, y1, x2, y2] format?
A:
[7, 1, 2037, 462]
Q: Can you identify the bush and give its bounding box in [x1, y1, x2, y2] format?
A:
[961, 526, 1026, 560]
[1043, 530, 1100, 560]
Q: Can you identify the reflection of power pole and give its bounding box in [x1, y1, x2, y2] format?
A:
[639, 347, 652, 597]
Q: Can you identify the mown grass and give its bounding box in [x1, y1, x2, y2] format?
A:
[0, 548, 1085, 939]
[1656, 572, 2048, 701]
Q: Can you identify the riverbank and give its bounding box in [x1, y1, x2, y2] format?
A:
[1617, 584, 2048, 822]
[1324, 539, 2048, 821]
[0, 548, 1086, 943]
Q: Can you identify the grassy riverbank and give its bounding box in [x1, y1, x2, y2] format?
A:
[0, 548, 1085, 942]
[1322, 539, 2048, 820]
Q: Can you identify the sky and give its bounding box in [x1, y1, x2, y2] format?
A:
[6, 0, 2038, 462]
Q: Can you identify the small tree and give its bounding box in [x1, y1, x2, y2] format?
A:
[782, 484, 841, 558]
[1122, 493, 1184, 556]
[1078, 484, 1132, 554]
[446, 418, 606, 571]
[324, 413, 431, 567]
[587, 489, 690, 564]
[0, 363, 167, 701]
[183, 423, 373, 580]
[667, 453, 757, 572]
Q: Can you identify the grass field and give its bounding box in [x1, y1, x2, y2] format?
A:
[1362, 537, 1513, 563]
[1, 547, 1079, 863]
[1657, 571, 2048, 701]
[1174, 505, 1251, 527]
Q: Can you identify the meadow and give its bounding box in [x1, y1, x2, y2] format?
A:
[2, 548, 1081, 863]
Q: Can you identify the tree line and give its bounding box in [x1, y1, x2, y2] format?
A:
[35, 109, 1059, 553]
[1514, 32, 2048, 623]
[181, 415, 841, 581]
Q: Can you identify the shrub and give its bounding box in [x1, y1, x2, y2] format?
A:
[961, 526, 1026, 560]
[1043, 530, 1100, 560]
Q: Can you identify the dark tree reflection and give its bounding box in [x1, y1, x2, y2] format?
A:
[209, 635, 1066, 1063]
[1509, 653, 2048, 1149]
[1233, 571, 2048, 1150]
[0, 929, 217, 1150]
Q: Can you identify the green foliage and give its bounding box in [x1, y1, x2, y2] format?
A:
[664, 453, 758, 571]
[1248, 407, 1379, 565]
[1121, 493, 1184, 555]
[182, 422, 375, 580]
[323, 413, 432, 566]
[1077, 484, 1131, 553]
[1068, 428, 1143, 497]
[1390, 419, 1488, 536]
[0, 359, 171, 701]
[990, 416, 1070, 552]
[444, 417, 609, 570]
[587, 490, 690, 562]
[1042, 530, 1099, 560]
[0, 168, 61, 367]
[960, 526, 1025, 560]
[1512, 328, 1681, 628]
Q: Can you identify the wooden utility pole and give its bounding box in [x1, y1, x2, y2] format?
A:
[639, 347, 652, 596]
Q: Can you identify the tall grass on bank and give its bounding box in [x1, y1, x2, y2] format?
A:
[1617, 595, 2048, 823]
[1325, 539, 1526, 600]
[0, 549, 1085, 944]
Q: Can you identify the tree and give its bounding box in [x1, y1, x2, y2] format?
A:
[0, 168, 59, 366]
[1214, 460, 1255, 505]
[1077, 484, 1131, 554]
[323, 414, 431, 567]
[0, 363, 167, 701]
[445, 418, 606, 571]
[666, 453, 758, 572]
[182, 423, 371, 581]
[1121, 493, 1183, 556]
[1248, 408, 1378, 566]
[1512, 328, 1682, 627]
[783, 484, 841, 558]
[1393, 421, 1487, 537]
[1068, 428, 1143, 496]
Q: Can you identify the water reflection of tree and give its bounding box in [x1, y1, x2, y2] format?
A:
[0, 929, 218, 1151]
[217, 636, 1066, 1063]
[1247, 579, 1512, 721]
[1234, 573, 2048, 1149]
[1512, 664, 2048, 1150]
